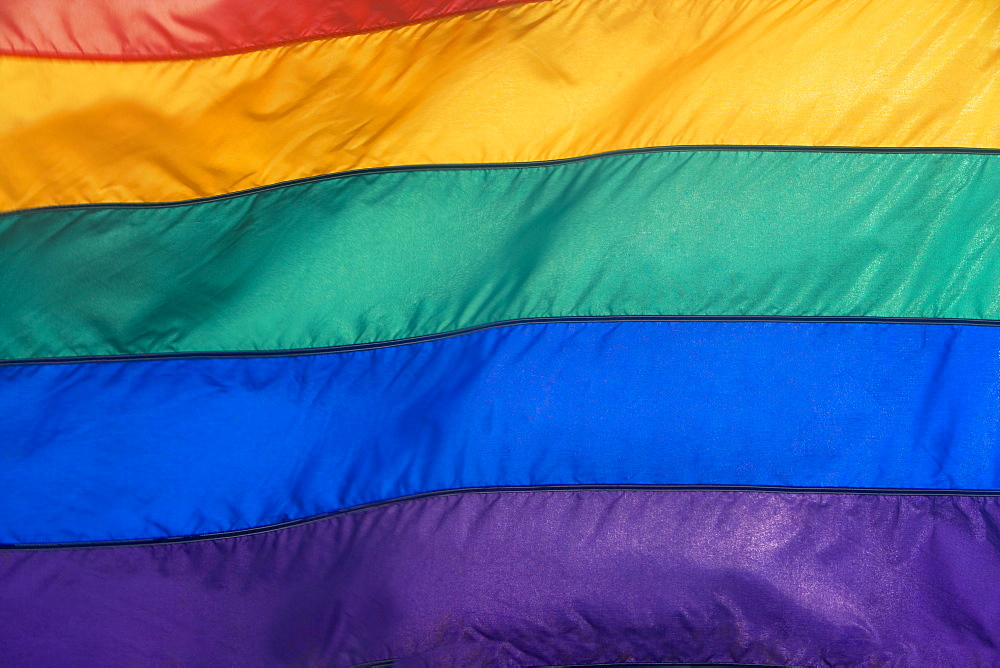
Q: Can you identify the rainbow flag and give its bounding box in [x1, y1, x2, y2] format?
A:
[2, 0, 999, 664]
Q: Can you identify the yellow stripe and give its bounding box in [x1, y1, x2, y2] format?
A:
[2, 0, 998, 211]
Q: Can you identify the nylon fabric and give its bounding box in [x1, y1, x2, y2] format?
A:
[2, 490, 999, 665]
[3, 320, 1000, 545]
[0, 0, 536, 60]
[3, 0, 1000, 211]
[3, 150, 999, 362]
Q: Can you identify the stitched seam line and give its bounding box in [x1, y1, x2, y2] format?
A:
[0, 0, 543, 62]
[4, 143, 998, 219]
[4, 315, 998, 367]
[6, 483, 1000, 551]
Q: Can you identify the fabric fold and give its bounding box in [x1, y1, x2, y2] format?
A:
[3, 149, 998, 362]
[3, 0, 999, 211]
[2, 489, 998, 666]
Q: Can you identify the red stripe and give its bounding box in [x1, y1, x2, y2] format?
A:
[0, 0, 541, 61]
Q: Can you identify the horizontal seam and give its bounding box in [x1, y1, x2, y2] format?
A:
[0, 0, 543, 63]
[3, 314, 998, 367]
[5, 483, 1000, 552]
[3, 143, 998, 218]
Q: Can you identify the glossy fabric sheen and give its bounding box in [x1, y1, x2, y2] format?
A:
[4, 150, 999, 362]
[3, 0, 999, 211]
[0, 0, 533, 60]
[2, 490, 999, 665]
[3, 320, 1000, 545]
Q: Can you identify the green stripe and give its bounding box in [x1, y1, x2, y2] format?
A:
[1, 149, 997, 360]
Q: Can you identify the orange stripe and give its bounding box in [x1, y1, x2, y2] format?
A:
[2, 0, 998, 211]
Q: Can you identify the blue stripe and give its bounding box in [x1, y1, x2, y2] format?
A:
[3, 320, 999, 545]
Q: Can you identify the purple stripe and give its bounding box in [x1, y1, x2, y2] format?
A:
[1, 490, 998, 666]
